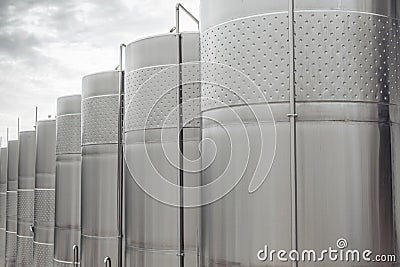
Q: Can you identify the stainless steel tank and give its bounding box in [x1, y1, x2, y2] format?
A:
[0, 147, 7, 266]
[81, 71, 120, 266]
[17, 131, 36, 267]
[200, 0, 398, 266]
[6, 140, 19, 267]
[34, 120, 56, 267]
[124, 32, 201, 266]
[54, 95, 82, 267]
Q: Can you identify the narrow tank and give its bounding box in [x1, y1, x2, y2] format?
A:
[34, 120, 56, 266]
[0, 147, 8, 265]
[81, 71, 120, 266]
[16, 131, 36, 266]
[6, 140, 19, 266]
[200, 0, 398, 266]
[54, 95, 82, 266]
[124, 32, 201, 266]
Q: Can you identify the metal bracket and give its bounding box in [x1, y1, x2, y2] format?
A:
[287, 113, 298, 118]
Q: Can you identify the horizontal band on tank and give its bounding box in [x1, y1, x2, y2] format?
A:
[17, 189, 33, 192]
[16, 235, 32, 239]
[5, 231, 16, 234]
[54, 226, 80, 231]
[33, 241, 53, 246]
[53, 258, 79, 264]
[34, 188, 55, 191]
[81, 93, 118, 101]
[202, 102, 400, 127]
[125, 63, 176, 75]
[125, 127, 201, 144]
[81, 234, 120, 239]
[82, 142, 118, 146]
[56, 113, 81, 118]
[126, 245, 197, 254]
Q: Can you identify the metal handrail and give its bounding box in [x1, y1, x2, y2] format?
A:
[288, 0, 298, 267]
[175, 4, 199, 267]
[117, 43, 126, 267]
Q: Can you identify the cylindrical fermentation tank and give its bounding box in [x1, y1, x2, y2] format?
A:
[0, 147, 8, 265]
[124, 32, 201, 266]
[200, 0, 399, 266]
[17, 131, 36, 266]
[81, 71, 120, 266]
[34, 120, 56, 266]
[54, 95, 82, 266]
[6, 140, 19, 266]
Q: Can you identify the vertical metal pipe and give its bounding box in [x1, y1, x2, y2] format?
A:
[117, 43, 126, 267]
[35, 107, 38, 130]
[288, 0, 298, 266]
[175, 6, 184, 267]
[73, 245, 79, 267]
[175, 5, 199, 266]
[104, 257, 111, 267]
[17, 118, 19, 136]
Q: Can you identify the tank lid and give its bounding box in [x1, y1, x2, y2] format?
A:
[57, 94, 81, 116]
[82, 70, 119, 99]
[125, 32, 199, 73]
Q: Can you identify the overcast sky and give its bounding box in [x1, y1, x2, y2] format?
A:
[0, 0, 199, 145]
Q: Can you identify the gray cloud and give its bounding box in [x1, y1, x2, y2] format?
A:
[0, 0, 199, 143]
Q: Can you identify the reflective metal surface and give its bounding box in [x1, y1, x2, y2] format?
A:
[0, 147, 8, 266]
[17, 131, 36, 267]
[199, 0, 399, 266]
[124, 32, 201, 266]
[81, 71, 120, 267]
[34, 120, 56, 267]
[6, 140, 19, 267]
[54, 95, 82, 267]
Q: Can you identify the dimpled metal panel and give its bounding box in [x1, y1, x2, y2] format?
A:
[6, 191, 17, 218]
[5, 191, 17, 264]
[56, 114, 81, 154]
[200, 12, 290, 112]
[0, 184, 5, 193]
[0, 229, 4, 264]
[34, 189, 55, 223]
[81, 95, 119, 145]
[17, 190, 34, 222]
[5, 231, 16, 258]
[294, 11, 399, 104]
[33, 242, 53, 266]
[16, 236, 33, 266]
[0, 193, 5, 228]
[125, 64, 201, 132]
